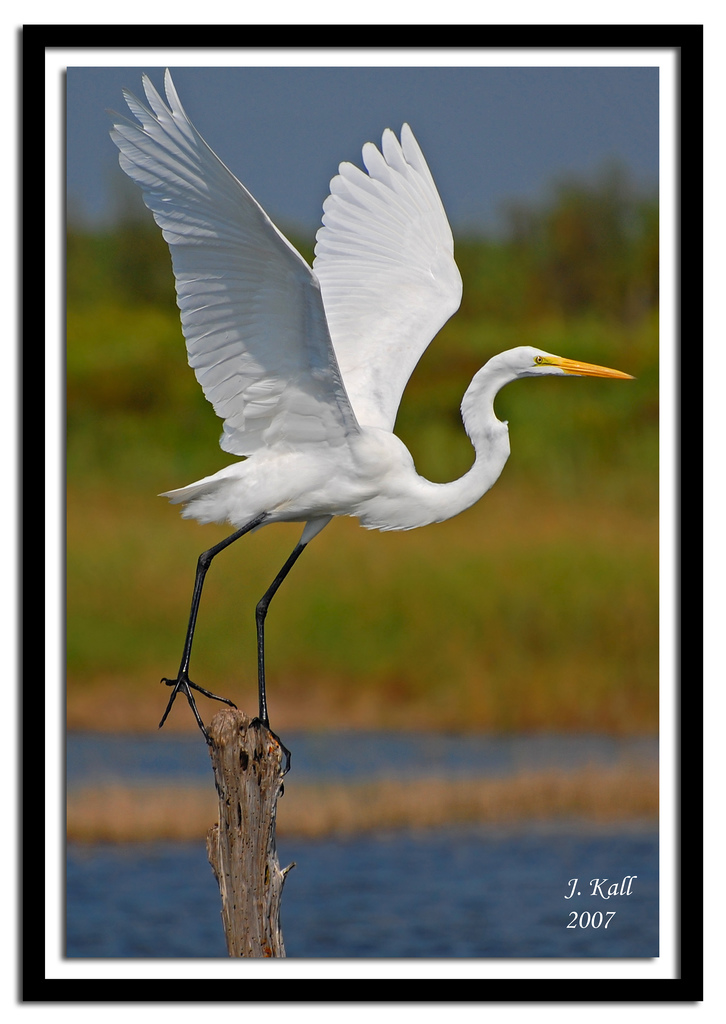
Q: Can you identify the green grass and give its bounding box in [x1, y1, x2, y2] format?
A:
[66, 224, 659, 733]
[67, 420, 657, 732]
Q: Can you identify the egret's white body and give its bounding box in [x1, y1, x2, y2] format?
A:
[165, 399, 510, 537]
[110, 71, 632, 736]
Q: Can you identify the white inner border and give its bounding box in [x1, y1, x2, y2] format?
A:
[47, 45, 677, 984]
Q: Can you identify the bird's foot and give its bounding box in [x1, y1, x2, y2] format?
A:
[250, 716, 292, 776]
[159, 673, 237, 744]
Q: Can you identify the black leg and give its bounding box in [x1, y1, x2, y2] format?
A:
[160, 513, 267, 740]
[255, 540, 308, 727]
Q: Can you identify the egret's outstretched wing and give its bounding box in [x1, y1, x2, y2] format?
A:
[313, 124, 463, 432]
[110, 70, 359, 456]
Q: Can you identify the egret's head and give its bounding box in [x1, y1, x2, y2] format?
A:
[496, 346, 634, 382]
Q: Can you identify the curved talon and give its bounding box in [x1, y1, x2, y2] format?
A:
[278, 738, 292, 777]
[251, 717, 292, 776]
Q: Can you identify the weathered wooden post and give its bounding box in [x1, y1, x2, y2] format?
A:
[205, 708, 293, 957]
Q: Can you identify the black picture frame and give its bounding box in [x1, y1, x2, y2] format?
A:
[26, 22, 702, 1003]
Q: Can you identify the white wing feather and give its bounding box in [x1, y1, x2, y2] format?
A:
[313, 123, 463, 431]
[110, 70, 359, 456]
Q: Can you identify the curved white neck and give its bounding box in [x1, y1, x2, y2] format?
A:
[356, 362, 512, 531]
[433, 364, 512, 518]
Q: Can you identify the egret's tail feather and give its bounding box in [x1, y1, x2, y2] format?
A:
[160, 480, 210, 504]
[159, 464, 263, 527]
[160, 479, 231, 524]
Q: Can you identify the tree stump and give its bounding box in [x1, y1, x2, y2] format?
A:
[205, 708, 293, 957]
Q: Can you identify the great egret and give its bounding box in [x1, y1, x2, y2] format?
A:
[110, 70, 633, 741]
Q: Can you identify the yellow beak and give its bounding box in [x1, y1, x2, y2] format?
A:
[544, 356, 635, 380]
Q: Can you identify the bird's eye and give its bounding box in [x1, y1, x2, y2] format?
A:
[534, 355, 544, 365]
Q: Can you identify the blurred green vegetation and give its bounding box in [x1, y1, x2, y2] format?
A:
[67, 167, 659, 733]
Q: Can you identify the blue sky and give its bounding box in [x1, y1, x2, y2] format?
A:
[67, 64, 658, 237]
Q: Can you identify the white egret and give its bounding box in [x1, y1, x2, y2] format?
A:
[110, 70, 633, 741]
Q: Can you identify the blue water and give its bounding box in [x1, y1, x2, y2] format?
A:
[67, 827, 658, 958]
[66, 732, 658, 959]
[67, 731, 657, 786]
